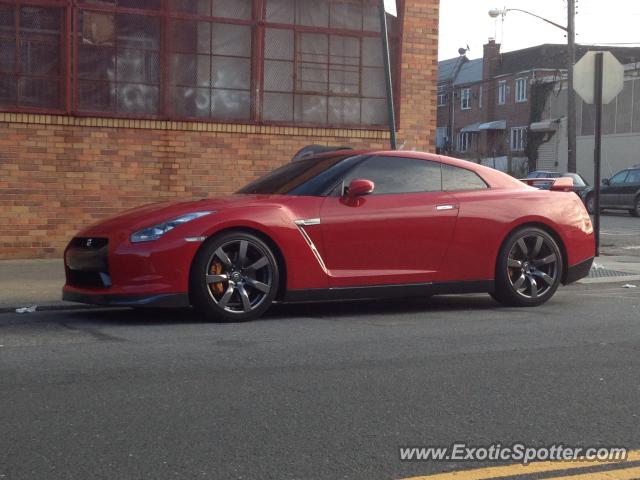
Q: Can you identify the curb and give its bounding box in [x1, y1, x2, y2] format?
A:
[578, 275, 640, 285]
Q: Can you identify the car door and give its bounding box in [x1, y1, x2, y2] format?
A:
[601, 170, 628, 207]
[318, 156, 459, 288]
[620, 169, 640, 207]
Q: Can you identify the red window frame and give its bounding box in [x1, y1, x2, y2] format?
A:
[0, 0, 68, 114]
[0, 0, 404, 128]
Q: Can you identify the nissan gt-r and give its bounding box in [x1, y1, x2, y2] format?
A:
[63, 150, 595, 321]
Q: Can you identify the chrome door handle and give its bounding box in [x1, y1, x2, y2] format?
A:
[436, 204, 458, 211]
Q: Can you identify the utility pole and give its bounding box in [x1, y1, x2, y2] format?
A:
[447, 49, 469, 154]
[379, 0, 397, 150]
[593, 52, 603, 256]
[567, 0, 577, 173]
[489, 5, 577, 172]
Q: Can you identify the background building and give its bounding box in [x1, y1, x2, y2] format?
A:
[0, 0, 440, 259]
[537, 62, 640, 182]
[438, 41, 640, 178]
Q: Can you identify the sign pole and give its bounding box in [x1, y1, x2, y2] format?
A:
[378, 0, 397, 150]
[593, 52, 604, 257]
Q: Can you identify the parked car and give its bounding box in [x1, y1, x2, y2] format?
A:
[63, 150, 595, 322]
[525, 171, 589, 195]
[582, 166, 640, 216]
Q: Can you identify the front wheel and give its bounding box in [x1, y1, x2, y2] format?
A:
[585, 194, 604, 215]
[189, 232, 280, 322]
[585, 194, 594, 214]
[493, 227, 563, 307]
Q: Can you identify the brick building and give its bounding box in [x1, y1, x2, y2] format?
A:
[438, 40, 640, 176]
[0, 0, 439, 259]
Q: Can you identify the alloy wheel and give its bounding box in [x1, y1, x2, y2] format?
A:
[205, 239, 273, 314]
[506, 234, 559, 299]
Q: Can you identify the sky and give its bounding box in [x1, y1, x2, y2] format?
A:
[438, 0, 640, 61]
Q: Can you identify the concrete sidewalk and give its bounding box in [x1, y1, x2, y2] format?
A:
[1, 254, 640, 313]
[0, 259, 73, 312]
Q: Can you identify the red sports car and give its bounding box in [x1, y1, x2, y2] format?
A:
[63, 150, 595, 321]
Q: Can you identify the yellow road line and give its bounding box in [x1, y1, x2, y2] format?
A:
[400, 450, 640, 480]
[544, 465, 640, 479]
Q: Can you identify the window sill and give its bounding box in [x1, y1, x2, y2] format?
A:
[0, 112, 392, 138]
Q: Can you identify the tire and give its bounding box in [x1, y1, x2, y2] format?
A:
[493, 227, 563, 307]
[630, 197, 640, 217]
[189, 231, 280, 322]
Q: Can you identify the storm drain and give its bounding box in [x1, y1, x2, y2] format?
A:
[588, 267, 635, 278]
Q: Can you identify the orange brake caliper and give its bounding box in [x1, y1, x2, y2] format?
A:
[209, 260, 225, 295]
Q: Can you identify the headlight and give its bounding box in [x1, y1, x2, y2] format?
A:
[130, 211, 214, 243]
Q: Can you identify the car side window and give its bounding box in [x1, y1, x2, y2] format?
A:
[442, 164, 488, 191]
[624, 169, 640, 184]
[339, 156, 442, 195]
[610, 171, 628, 184]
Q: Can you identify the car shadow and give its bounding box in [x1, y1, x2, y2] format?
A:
[265, 294, 500, 320]
[58, 293, 501, 326]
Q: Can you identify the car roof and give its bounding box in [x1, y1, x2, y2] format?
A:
[311, 150, 526, 189]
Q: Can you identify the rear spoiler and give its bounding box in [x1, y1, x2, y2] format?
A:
[520, 177, 574, 192]
[292, 145, 353, 162]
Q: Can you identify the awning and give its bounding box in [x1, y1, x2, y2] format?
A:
[460, 122, 482, 133]
[478, 120, 506, 130]
[530, 118, 561, 132]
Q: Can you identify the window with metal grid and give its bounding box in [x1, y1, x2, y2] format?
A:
[77, 3, 161, 115]
[263, 0, 395, 126]
[0, 0, 402, 127]
[0, 2, 65, 110]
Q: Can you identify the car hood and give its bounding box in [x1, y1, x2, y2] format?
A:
[77, 195, 287, 236]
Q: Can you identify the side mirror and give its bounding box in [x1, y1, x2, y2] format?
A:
[346, 178, 374, 198]
[602, 178, 610, 186]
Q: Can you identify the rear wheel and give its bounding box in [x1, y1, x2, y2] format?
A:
[189, 232, 279, 322]
[493, 227, 563, 307]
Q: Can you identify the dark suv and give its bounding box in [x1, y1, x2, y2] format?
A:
[582, 167, 640, 216]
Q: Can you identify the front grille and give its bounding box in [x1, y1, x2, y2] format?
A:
[69, 237, 108, 250]
[67, 270, 112, 289]
[66, 237, 111, 289]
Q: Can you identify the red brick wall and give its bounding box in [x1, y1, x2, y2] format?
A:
[0, 0, 439, 260]
[487, 73, 533, 156]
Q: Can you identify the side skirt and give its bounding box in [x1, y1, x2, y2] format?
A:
[284, 280, 494, 303]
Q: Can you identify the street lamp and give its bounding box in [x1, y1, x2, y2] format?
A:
[488, 8, 567, 32]
[488, 4, 577, 173]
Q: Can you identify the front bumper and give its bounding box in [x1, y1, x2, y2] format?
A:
[564, 257, 594, 284]
[63, 233, 202, 308]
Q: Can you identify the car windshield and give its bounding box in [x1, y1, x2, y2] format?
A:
[237, 154, 362, 195]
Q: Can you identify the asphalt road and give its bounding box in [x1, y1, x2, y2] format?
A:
[599, 211, 640, 254]
[1, 283, 639, 480]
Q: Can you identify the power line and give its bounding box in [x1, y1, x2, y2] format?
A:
[581, 42, 640, 46]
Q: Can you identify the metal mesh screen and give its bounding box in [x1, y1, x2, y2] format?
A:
[0, 0, 403, 127]
[0, 3, 63, 110]
[78, 9, 160, 114]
